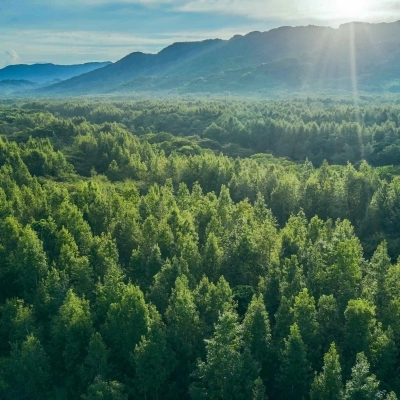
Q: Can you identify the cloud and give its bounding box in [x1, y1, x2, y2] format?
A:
[0, 27, 250, 66]
[175, 0, 400, 22]
[176, 0, 295, 20]
[368, 0, 400, 18]
[39, 0, 399, 22]
[0, 0, 398, 66]
[3, 0, 400, 24]
[34, 0, 397, 26]
[5, 49, 20, 65]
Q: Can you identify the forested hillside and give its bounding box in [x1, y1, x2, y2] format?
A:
[39, 21, 400, 96]
[1, 98, 400, 399]
[0, 62, 112, 85]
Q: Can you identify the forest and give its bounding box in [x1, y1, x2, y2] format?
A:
[1, 97, 400, 399]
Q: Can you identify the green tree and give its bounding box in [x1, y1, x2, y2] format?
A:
[147, 257, 187, 314]
[51, 289, 94, 394]
[292, 289, 319, 365]
[310, 343, 343, 400]
[194, 276, 234, 340]
[2, 334, 50, 400]
[252, 377, 268, 400]
[243, 294, 271, 382]
[0, 298, 37, 355]
[201, 232, 223, 282]
[363, 242, 391, 318]
[190, 309, 260, 400]
[82, 377, 128, 400]
[80, 332, 110, 388]
[325, 224, 363, 312]
[12, 225, 48, 300]
[368, 327, 397, 393]
[277, 323, 310, 400]
[57, 227, 93, 297]
[166, 275, 200, 398]
[103, 284, 149, 370]
[273, 296, 293, 353]
[344, 299, 376, 371]
[90, 233, 119, 282]
[279, 256, 305, 300]
[344, 353, 385, 400]
[94, 265, 126, 325]
[270, 174, 300, 226]
[133, 307, 175, 400]
[35, 267, 70, 321]
[317, 295, 341, 355]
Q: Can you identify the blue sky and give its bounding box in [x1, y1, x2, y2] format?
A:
[0, 0, 399, 66]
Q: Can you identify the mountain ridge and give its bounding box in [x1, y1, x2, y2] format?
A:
[32, 20, 400, 95]
[0, 61, 112, 84]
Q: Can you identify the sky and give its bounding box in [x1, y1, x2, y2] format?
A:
[0, 0, 399, 66]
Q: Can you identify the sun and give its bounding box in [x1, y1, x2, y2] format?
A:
[333, 0, 369, 18]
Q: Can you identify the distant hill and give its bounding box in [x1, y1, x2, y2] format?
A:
[0, 62, 112, 84]
[0, 79, 38, 95]
[37, 21, 400, 95]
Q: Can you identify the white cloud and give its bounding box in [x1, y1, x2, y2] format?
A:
[40, 0, 399, 22]
[5, 49, 20, 65]
[0, 0, 398, 66]
[175, 0, 400, 22]
[0, 27, 251, 66]
[1, 28, 235, 50]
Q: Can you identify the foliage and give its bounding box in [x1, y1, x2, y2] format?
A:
[0, 98, 399, 399]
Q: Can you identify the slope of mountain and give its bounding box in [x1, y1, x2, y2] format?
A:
[0, 62, 112, 84]
[0, 79, 38, 95]
[41, 21, 400, 95]
[0, 78, 69, 95]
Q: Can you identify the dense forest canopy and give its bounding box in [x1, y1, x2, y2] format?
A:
[1, 97, 400, 399]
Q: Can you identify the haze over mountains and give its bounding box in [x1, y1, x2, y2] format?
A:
[37, 20, 400, 96]
[0, 62, 112, 94]
[3, 20, 400, 97]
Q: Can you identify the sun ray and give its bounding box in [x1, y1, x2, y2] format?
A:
[347, 22, 364, 159]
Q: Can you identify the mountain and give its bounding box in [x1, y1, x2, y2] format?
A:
[0, 62, 112, 84]
[0, 79, 38, 95]
[40, 21, 400, 95]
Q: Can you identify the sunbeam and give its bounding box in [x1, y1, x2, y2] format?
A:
[348, 22, 364, 159]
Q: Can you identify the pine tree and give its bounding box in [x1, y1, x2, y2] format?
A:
[277, 323, 310, 400]
[317, 295, 341, 355]
[102, 284, 149, 370]
[310, 343, 343, 400]
[344, 299, 376, 372]
[13, 225, 48, 301]
[252, 377, 268, 400]
[202, 232, 223, 282]
[51, 289, 94, 396]
[292, 288, 319, 365]
[57, 227, 93, 297]
[190, 309, 259, 400]
[133, 307, 175, 400]
[243, 294, 271, 383]
[166, 275, 200, 398]
[80, 332, 110, 387]
[82, 377, 128, 400]
[2, 334, 50, 400]
[273, 296, 293, 353]
[280, 255, 305, 299]
[194, 276, 234, 341]
[344, 353, 384, 400]
[147, 257, 186, 314]
[363, 241, 391, 319]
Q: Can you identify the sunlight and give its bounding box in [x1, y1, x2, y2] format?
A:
[333, 0, 369, 18]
